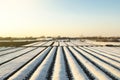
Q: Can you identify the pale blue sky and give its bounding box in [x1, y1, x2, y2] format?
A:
[0, 0, 120, 37]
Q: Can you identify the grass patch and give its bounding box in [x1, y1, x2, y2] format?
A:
[0, 41, 37, 47]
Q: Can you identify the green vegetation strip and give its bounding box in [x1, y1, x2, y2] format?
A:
[0, 41, 37, 47]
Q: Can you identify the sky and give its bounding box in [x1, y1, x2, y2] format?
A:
[0, 0, 120, 37]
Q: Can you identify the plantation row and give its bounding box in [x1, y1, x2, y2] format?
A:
[0, 41, 120, 80]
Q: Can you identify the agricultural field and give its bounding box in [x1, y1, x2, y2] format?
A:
[0, 40, 120, 80]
